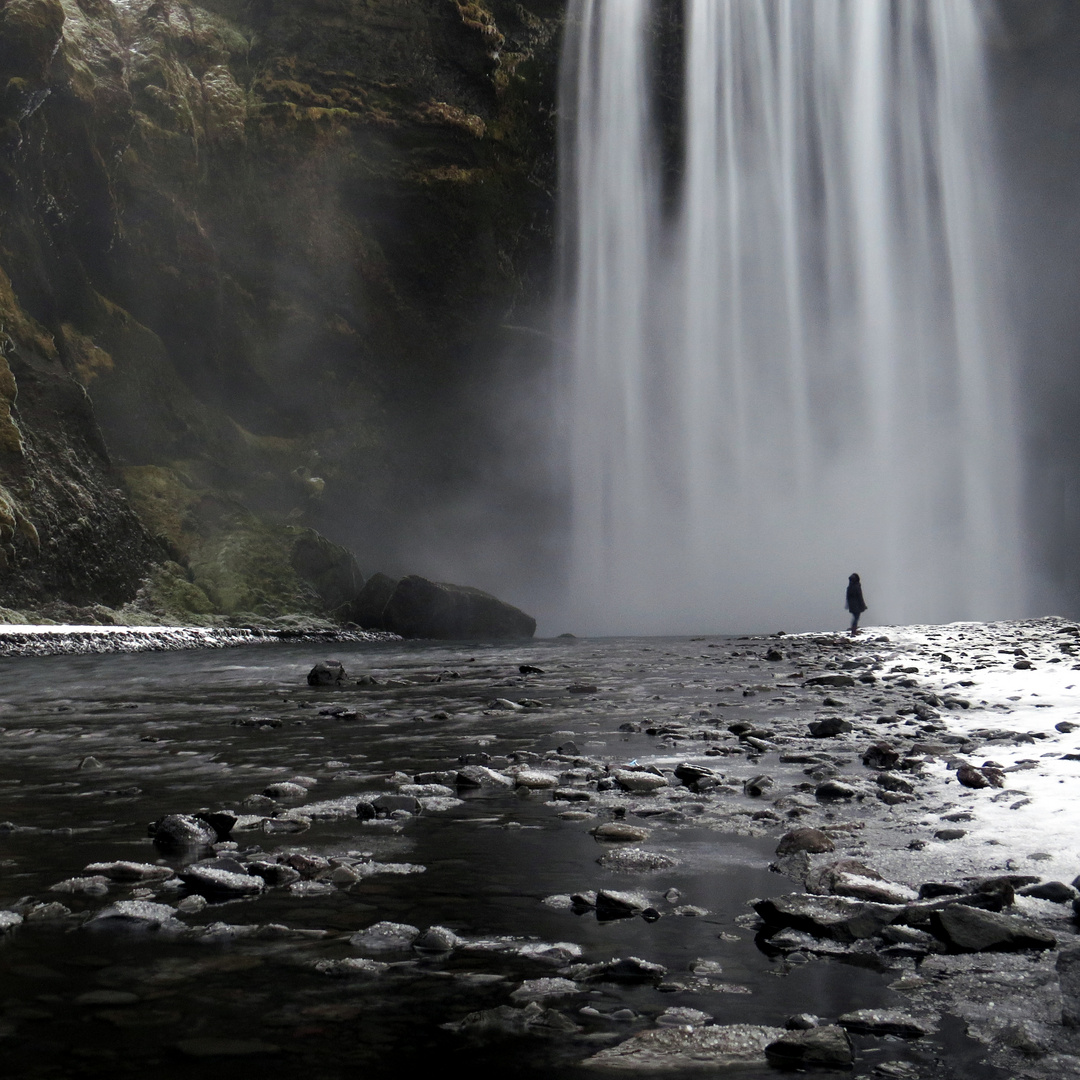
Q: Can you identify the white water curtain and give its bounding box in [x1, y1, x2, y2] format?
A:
[561, 0, 1026, 635]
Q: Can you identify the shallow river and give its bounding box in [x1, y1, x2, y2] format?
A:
[0, 637, 1002, 1078]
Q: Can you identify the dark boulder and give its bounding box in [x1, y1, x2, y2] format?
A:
[862, 742, 899, 769]
[149, 814, 217, 853]
[307, 660, 346, 686]
[776, 828, 835, 856]
[765, 1026, 854, 1068]
[353, 573, 399, 630]
[382, 576, 535, 640]
[809, 717, 853, 737]
[931, 904, 1056, 952]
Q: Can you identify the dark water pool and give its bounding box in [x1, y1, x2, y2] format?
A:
[0, 638, 1003, 1078]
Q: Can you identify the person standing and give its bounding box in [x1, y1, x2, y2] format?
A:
[845, 573, 867, 634]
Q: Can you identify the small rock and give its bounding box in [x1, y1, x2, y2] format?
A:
[808, 718, 853, 737]
[509, 978, 580, 1003]
[263, 782, 308, 800]
[307, 661, 346, 686]
[776, 828, 835, 856]
[456, 765, 515, 789]
[595, 890, 649, 920]
[837, 1009, 934, 1038]
[349, 921, 421, 953]
[862, 743, 900, 769]
[149, 814, 217, 853]
[591, 822, 650, 842]
[179, 865, 265, 900]
[743, 774, 773, 797]
[585, 1025, 786, 1069]
[935, 828, 967, 841]
[576, 956, 668, 984]
[815, 779, 856, 799]
[613, 769, 668, 793]
[86, 901, 181, 931]
[1019, 881, 1075, 903]
[413, 925, 461, 952]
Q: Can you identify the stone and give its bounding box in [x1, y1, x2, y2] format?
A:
[808, 717, 853, 737]
[263, 782, 308, 799]
[765, 1025, 854, 1068]
[876, 771, 915, 794]
[597, 848, 677, 871]
[453, 1001, 579, 1036]
[805, 674, 857, 688]
[1020, 881, 1075, 903]
[413, 925, 461, 952]
[371, 793, 422, 816]
[0, 912, 22, 933]
[776, 828, 835, 855]
[743, 774, 773, 796]
[83, 860, 176, 883]
[956, 763, 990, 789]
[86, 900, 181, 931]
[577, 957, 667, 984]
[815, 779, 856, 799]
[381, 575, 535, 640]
[584, 1024, 787, 1070]
[149, 814, 217, 853]
[863, 743, 900, 769]
[595, 890, 649, 920]
[178, 865, 265, 900]
[349, 921, 421, 953]
[613, 769, 668, 793]
[674, 762, 715, 786]
[49, 876, 110, 896]
[509, 978, 580, 1003]
[247, 861, 301, 887]
[752, 893, 901, 941]
[307, 660, 346, 686]
[591, 822, 650, 842]
[837, 1009, 934, 1037]
[515, 770, 560, 789]
[935, 828, 967, 841]
[456, 765, 515, 789]
[931, 904, 1056, 952]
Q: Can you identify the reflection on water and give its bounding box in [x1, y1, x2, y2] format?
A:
[0, 639, 999, 1077]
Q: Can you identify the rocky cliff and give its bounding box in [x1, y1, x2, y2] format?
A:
[0, 0, 561, 625]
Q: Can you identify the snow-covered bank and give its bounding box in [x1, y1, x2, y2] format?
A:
[0, 624, 395, 658]
[879, 617, 1080, 888]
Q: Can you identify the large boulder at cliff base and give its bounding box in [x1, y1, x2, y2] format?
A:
[353, 573, 399, 630]
[382, 576, 535, 640]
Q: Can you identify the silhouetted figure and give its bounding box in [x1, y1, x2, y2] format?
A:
[845, 573, 867, 635]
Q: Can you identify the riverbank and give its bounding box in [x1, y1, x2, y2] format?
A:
[0, 623, 395, 658]
[0, 618, 1078, 1077]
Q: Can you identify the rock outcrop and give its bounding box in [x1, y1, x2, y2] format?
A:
[0, 0, 562, 622]
[381, 575, 535, 640]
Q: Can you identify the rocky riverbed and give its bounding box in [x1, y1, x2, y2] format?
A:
[1, 618, 1080, 1078]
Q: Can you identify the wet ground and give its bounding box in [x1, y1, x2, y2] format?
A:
[0, 626, 1075, 1078]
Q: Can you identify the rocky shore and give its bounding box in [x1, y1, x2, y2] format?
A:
[2, 617, 1080, 1077]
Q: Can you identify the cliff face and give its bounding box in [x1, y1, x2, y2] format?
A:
[0, 0, 561, 623]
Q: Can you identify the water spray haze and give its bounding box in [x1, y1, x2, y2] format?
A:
[560, 0, 1028, 635]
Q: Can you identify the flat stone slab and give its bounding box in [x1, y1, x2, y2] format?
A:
[932, 905, 1057, 952]
[583, 1024, 787, 1069]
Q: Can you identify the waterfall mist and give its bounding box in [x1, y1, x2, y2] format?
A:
[560, 0, 1028, 635]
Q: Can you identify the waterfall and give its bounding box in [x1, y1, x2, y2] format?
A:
[561, 0, 1027, 634]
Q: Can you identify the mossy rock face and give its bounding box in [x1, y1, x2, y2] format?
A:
[0, 0, 564, 615]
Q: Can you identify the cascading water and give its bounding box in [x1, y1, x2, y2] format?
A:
[561, 0, 1028, 635]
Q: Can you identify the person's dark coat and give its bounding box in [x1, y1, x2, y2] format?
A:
[845, 574, 867, 617]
